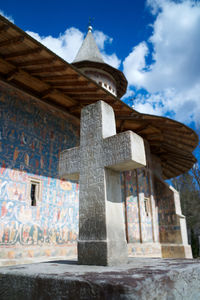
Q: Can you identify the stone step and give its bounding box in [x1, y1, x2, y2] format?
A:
[0, 258, 200, 299]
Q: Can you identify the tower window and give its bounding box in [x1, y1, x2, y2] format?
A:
[29, 179, 41, 206]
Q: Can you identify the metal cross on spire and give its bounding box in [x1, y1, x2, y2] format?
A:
[88, 17, 94, 31]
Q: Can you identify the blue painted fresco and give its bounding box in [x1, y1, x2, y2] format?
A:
[154, 178, 181, 243]
[0, 81, 79, 247]
[124, 168, 153, 243]
[0, 80, 156, 256]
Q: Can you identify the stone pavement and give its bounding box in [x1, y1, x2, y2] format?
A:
[0, 258, 200, 299]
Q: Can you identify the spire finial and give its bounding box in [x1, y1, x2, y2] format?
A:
[88, 17, 94, 32]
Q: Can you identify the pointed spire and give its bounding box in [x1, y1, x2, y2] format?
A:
[73, 26, 104, 63]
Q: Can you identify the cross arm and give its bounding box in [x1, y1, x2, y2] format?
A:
[59, 146, 80, 180]
[103, 131, 146, 171]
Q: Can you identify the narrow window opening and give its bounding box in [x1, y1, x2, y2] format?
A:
[144, 197, 150, 217]
[30, 180, 40, 206]
[31, 184, 36, 206]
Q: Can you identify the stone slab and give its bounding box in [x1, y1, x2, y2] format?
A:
[0, 258, 200, 299]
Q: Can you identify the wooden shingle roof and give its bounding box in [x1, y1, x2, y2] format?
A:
[0, 15, 198, 179]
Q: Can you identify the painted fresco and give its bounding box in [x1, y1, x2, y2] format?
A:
[123, 171, 140, 243]
[154, 177, 182, 243]
[0, 81, 79, 247]
[137, 168, 153, 242]
[124, 168, 153, 243]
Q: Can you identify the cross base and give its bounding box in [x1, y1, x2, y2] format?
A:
[78, 240, 128, 266]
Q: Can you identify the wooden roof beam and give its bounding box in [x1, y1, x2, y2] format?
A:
[16, 58, 57, 67]
[0, 55, 78, 107]
[38, 74, 80, 81]
[163, 167, 176, 180]
[134, 123, 151, 134]
[160, 153, 196, 165]
[0, 24, 10, 32]
[163, 140, 194, 153]
[40, 88, 78, 105]
[72, 93, 106, 99]
[69, 104, 84, 113]
[29, 65, 68, 74]
[0, 36, 24, 47]
[2, 77, 79, 120]
[119, 120, 126, 132]
[50, 81, 89, 87]
[41, 88, 57, 99]
[116, 114, 142, 120]
[4, 77, 79, 119]
[145, 134, 164, 141]
[163, 135, 195, 151]
[4, 47, 42, 59]
[5, 68, 21, 81]
[166, 160, 192, 172]
[52, 81, 89, 88]
[164, 132, 197, 144]
[110, 103, 124, 110]
[63, 87, 99, 94]
[160, 151, 195, 163]
[162, 162, 183, 176]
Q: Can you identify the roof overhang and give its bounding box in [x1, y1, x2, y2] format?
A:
[0, 15, 198, 179]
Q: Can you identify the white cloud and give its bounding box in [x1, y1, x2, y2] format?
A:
[93, 30, 121, 68]
[93, 30, 113, 50]
[102, 53, 121, 69]
[0, 10, 14, 23]
[26, 28, 121, 68]
[123, 42, 148, 87]
[26, 28, 84, 63]
[123, 0, 200, 124]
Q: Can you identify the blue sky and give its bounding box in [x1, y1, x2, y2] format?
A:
[1, 0, 200, 128]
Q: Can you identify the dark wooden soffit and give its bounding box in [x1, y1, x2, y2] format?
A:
[0, 15, 198, 180]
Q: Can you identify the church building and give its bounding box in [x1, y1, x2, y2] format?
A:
[0, 15, 198, 265]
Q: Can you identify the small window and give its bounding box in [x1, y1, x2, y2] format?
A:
[98, 81, 102, 86]
[104, 83, 107, 88]
[29, 179, 41, 206]
[144, 197, 150, 217]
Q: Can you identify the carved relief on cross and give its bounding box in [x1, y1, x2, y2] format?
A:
[59, 100, 146, 265]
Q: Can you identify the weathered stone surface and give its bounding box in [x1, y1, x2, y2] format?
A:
[59, 101, 146, 265]
[0, 258, 200, 300]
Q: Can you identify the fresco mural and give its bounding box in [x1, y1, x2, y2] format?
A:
[0, 80, 158, 261]
[123, 171, 140, 243]
[154, 177, 182, 244]
[0, 81, 79, 249]
[124, 168, 153, 244]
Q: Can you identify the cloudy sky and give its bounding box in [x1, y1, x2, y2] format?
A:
[1, 0, 200, 127]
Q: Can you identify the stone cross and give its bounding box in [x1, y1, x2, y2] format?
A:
[59, 101, 146, 266]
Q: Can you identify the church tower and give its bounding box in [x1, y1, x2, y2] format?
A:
[72, 26, 127, 98]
